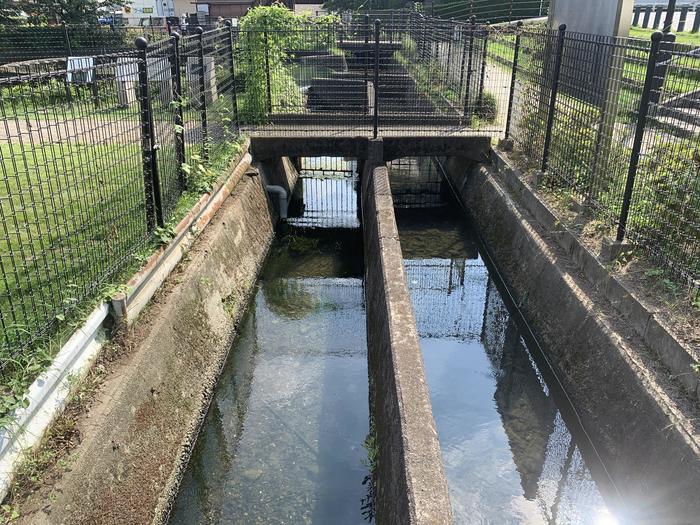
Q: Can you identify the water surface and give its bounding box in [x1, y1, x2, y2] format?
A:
[170, 232, 369, 524]
[397, 207, 617, 525]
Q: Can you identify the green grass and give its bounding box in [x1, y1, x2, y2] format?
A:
[629, 26, 700, 46]
[0, 133, 246, 428]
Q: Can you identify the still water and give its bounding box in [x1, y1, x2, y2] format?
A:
[397, 207, 617, 525]
[170, 231, 369, 524]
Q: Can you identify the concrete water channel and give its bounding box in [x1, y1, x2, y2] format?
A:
[166, 155, 667, 524]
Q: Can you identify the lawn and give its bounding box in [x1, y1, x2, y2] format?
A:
[629, 26, 700, 46]
[0, 141, 149, 350]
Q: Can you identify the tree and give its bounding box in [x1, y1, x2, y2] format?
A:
[322, 0, 410, 13]
[19, 0, 128, 25]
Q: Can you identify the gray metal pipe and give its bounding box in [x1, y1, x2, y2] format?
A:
[266, 185, 288, 219]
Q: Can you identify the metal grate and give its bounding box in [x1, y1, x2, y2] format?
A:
[0, 26, 242, 357]
[388, 157, 446, 208]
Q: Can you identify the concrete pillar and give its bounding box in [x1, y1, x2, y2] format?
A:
[548, 0, 633, 37]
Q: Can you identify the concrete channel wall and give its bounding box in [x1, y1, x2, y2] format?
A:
[11, 154, 299, 524]
[440, 157, 700, 521]
[361, 154, 453, 524]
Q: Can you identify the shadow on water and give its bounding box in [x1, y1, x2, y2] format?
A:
[396, 205, 622, 525]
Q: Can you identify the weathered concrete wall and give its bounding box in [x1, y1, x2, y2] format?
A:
[361, 150, 452, 524]
[441, 158, 700, 522]
[14, 160, 298, 524]
[250, 135, 490, 163]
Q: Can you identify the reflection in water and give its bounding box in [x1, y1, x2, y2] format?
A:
[170, 235, 369, 524]
[398, 209, 614, 525]
[288, 157, 360, 229]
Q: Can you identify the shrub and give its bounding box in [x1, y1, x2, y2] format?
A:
[475, 92, 497, 123]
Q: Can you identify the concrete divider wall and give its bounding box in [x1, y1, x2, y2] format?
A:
[361, 155, 453, 524]
[440, 158, 700, 520]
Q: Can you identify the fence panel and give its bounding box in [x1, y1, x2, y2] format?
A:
[0, 24, 169, 65]
[627, 39, 700, 287]
[0, 51, 150, 352]
[145, 37, 183, 219]
[201, 27, 239, 168]
[509, 25, 699, 291]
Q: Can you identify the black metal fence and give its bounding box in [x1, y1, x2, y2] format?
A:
[243, 13, 507, 135]
[0, 25, 239, 359]
[503, 24, 700, 292]
[0, 23, 171, 65]
[432, 0, 550, 23]
[1, 14, 699, 364]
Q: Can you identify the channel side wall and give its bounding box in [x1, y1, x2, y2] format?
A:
[361, 158, 452, 524]
[441, 157, 700, 521]
[13, 159, 298, 524]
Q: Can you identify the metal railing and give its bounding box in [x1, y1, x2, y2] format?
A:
[241, 13, 507, 135]
[633, 4, 699, 33]
[0, 23, 171, 65]
[431, 0, 550, 23]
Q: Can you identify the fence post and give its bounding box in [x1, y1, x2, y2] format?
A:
[225, 20, 240, 132]
[650, 31, 676, 105]
[653, 6, 664, 30]
[364, 13, 370, 114]
[373, 19, 381, 139]
[616, 31, 662, 243]
[458, 22, 468, 98]
[446, 19, 454, 84]
[632, 6, 641, 26]
[541, 24, 566, 173]
[463, 15, 476, 122]
[135, 37, 165, 230]
[679, 6, 689, 32]
[170, 32, 186, 190]
[195, 27, 209, 162]
[477, 22, 489, 111]
[663, 0, 677, 32]
[62, 23, 73, 103]
[264, 28, 272, 114]
[505, 21, 523, 139]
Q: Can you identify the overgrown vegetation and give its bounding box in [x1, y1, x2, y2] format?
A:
[360, 420, 377, 522]
[238, 4, 339, 122]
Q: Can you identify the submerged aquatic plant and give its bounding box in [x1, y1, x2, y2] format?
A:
[361, 420, 378, 522]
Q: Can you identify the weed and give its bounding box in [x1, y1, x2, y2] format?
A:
[154, 225, 177, 246]
[361, 420, 377, 522]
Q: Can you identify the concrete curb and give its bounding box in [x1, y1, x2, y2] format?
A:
[489, 148, 699, 401]
[113, 141, 252, 324]
[0, 144, 253, 503]
[441, 158, 700, 518]
[0, 303, 109, 500]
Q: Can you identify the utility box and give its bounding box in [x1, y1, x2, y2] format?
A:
[186, 56, 218, 104]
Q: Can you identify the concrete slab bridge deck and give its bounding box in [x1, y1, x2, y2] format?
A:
[249, 134, 492, 163]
